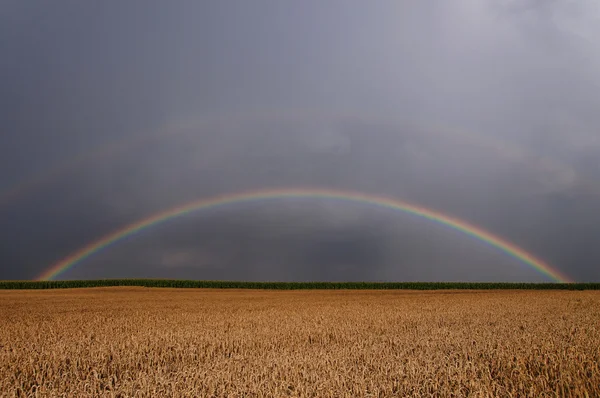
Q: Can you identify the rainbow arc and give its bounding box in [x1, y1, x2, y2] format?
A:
[37, 188, 573, 283]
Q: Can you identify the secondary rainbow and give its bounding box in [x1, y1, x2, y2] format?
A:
[5, 106, 590, 209]
[37, 188, 573, 283]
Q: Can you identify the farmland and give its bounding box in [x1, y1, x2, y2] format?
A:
[1, 288, 599, 397]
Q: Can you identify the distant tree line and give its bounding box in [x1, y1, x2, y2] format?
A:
[0, 280, 598, 290]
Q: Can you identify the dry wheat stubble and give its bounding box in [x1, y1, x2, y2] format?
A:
[0, 288, 599, 397]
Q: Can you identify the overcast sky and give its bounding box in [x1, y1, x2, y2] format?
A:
[1, 0, 599, 282]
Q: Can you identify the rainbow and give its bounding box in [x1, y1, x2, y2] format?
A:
[4, 107, 593, 208]
[37, 188, 573, 283]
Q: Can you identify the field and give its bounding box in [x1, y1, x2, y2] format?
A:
[1, 288, 599, 397]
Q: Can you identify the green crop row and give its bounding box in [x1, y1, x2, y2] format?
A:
[0, 280, 599, 290]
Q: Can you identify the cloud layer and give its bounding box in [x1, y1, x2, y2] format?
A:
[1, 1, 599, 281]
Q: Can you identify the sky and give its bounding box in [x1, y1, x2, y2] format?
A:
[1, 0, 599, 282]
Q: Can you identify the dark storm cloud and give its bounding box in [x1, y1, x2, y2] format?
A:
[33, 115, 600, 282]
[1, 1, 599, 281]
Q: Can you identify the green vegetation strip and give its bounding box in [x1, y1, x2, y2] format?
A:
[0, 280, 599, 290]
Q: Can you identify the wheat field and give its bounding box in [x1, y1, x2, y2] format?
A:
[0, 288, 598, 397]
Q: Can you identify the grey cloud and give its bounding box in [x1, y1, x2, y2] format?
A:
[1, 1, 599, 282]
[43, 114, 600, 282]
